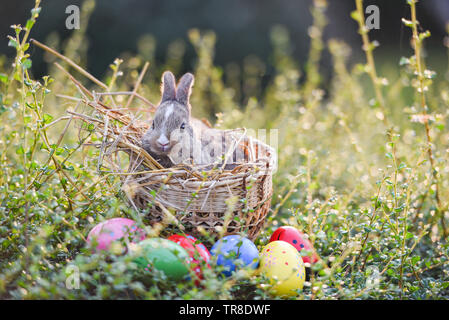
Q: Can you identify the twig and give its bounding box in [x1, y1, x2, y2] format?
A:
[54, 62, 93, 99]
[409, 0, 446, 238]
[31, 38, 108, 90]
[354, 0, 387, 125]
[95, 91, 156, 111]
[125, 61, 150, 109]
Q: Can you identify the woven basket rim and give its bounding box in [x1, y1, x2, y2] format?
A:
[125, 132, 277, 183]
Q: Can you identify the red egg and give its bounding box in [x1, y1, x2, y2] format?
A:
[269, 226, 319, 264]
[167, 234, 211, 281]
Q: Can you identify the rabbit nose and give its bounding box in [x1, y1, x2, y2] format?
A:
[157, 134, 170, 147]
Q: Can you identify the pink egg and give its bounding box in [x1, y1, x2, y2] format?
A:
[87, 218, 145, 252]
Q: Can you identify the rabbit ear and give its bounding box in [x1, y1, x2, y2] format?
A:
[176, 73, 194, 106]
[161, 71, 176, 102]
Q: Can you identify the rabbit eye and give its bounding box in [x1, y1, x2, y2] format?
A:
[180, 122, 186, 129]
[151, 122, 155, 129]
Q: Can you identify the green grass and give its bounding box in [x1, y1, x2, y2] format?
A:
[1, 0, 449, 299]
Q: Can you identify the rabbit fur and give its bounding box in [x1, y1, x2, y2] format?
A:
[141, 71, 244, 168]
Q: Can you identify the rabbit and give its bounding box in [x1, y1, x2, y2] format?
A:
[142, 71, 234, 168]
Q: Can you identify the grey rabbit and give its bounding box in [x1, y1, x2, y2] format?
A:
[142, 71, 234, 168]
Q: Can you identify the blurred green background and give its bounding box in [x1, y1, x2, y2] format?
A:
[1, 0, 448, 90]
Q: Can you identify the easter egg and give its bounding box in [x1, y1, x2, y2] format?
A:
[211, 235, 259, 277]
[131, 238, 190, 281]
[87, 218, 145, 253]
[167, 234, 211, 280]
[269, 226, 319, 264]
[259, 240, 306, 296]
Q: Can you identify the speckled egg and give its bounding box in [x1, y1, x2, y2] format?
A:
[259, 240, 306, 296]
[211, 235, 259, 277]
[131, 238, 190, 281]
[269, 226, 319, 264]
[87, 218, 145, 253]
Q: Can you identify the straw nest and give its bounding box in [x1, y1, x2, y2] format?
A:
[57, 67, 275, 241]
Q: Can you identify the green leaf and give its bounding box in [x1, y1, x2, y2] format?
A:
[25, 19, 35, 31]
[399, 57, 410, 66]
[55, 147, 65, 156]
[40, 143, 49, 151]
[22, 59, 32, 70]
[398, 162, 407, 170]
[25, 102, 35, 110]
[43, 113, 54, 124]
[23, 114, 32, 125]
[87, 123, 95, 132]
[411, 256, 420, 265]
[0, 73, 8, 84]
[350, 10, 361, 22]
[24, 79, 33, 87]
[16, 145, 25, 155]
[0, 94, 5, 115]
[8, 38, 18, 48]
[419, 30, 431, 40]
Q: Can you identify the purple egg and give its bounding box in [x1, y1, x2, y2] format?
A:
[87, 218, 145, 252]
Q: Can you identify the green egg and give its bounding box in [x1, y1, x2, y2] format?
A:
[131, 238, 190, 281]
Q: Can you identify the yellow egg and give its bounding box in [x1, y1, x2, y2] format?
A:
[259, 240, 306, 297]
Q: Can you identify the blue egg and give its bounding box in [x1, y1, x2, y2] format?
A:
[211, 235, 259, 277]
